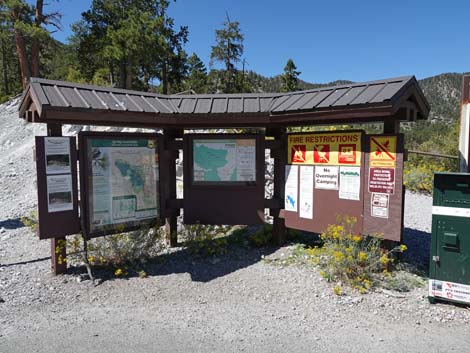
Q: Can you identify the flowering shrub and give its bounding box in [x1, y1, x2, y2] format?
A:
[307, 216, 406, 294]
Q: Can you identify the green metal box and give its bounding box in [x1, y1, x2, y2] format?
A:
[429, 172, 470, 304]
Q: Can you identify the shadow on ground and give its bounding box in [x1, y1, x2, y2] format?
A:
[402, 227, 431, 272]
[0, 218, 24, 230]
[68, 229, 287, 284]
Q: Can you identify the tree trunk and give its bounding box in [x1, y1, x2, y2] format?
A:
[125, 54, 132, 89]
[14, 27, 30, 89]
[1, 35, 10, 95]
[30, 0, 44, 77]
[119, 61, 126, 88]
[162, 58, 168, 94]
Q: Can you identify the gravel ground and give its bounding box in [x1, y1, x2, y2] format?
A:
[1, 99, 470, 353]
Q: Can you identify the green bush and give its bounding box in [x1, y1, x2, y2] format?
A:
[305, 216, 406, 294]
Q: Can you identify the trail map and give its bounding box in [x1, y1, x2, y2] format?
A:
[88, 138, 158, 232]
[193, 139, 256, 182]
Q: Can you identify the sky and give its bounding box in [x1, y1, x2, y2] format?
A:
[31, 0, 470, 84]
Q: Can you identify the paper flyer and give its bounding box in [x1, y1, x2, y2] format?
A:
[285, 165, 298, 212]
[44, 137, 71, 174]
[299, 166, 314, 219]
[46, 174, 73, 212]
[339, 166, 361, 200]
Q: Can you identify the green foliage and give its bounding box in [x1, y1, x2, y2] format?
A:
[280, 58, 301, 92]
[180, 223, 231, 258]
[71, 0, 188, 91]
[184, 53, 207, 93]
[403, 119, 459, 193]
[210, 15, 244, 93]
[66, 225, 165, 269]
[21, 210, 38, 232]
[249, 224, 273, 247]
[271, 217, 407, 294]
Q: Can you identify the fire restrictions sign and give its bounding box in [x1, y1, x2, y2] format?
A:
[288, 132, 362, 166]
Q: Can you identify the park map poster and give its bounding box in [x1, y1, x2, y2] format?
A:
[193, 139, 256, 182]
[87, 138, 159, 233]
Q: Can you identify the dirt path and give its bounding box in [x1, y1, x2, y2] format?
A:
[1, 226, 470, 353]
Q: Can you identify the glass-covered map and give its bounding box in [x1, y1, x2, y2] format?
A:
[193, 139, 256, 182]
[88, 138, 158, 232]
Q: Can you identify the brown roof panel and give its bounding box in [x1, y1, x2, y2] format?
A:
[350, 84, 386, 105]
[76, 89, 107, 109]
[212, 97, 228, 113]
[286, 92, 319, 111]
[300, 90, 333, 110]
[317, 88, 350, 108]
[332, 86, 367, 106]
[243, 97, 260, 113]
[272, 93, 305, 112]
[41, 85, 68, 107]
[113, 93, 143, 112]
[194, 98, 213, 114]
[179, 98, 197, 113]
[370, 81, 407, 103]
[59, 87, 89, 108]
[228, 98, 243, 113]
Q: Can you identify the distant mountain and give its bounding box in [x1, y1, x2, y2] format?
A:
[246, 71, 465, 121]
[418, 73, 466, 121]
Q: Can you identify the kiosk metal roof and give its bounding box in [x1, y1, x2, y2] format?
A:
[19, 76, 429, 128]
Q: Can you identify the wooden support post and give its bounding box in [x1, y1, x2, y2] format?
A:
[47, 123, 67, 275]
[163, 128, 182, 247]
[383, 119, 400, 134]
[268, 128, 287, 245]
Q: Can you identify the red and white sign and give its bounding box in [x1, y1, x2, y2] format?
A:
[369, 168, 395, 194]
[291, 145, 306, 163]
[338, 144, 357, 164]
[314, 144, 330, 164]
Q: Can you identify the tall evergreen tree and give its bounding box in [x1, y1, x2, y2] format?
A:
[280, 58, 301, 92]
[185, 53, 207, 93]
[2, 0, 61, 88]
[71, 0, 188, 91]
[210, 14, 244, 93]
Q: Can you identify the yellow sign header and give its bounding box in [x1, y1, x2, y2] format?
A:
[288, 132, 362, 166]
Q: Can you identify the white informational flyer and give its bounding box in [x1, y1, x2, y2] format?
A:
[46, 174, 73, 212]
[44, 137, 71, 174]
[339, 166, 361, 200]
[285, 165, 298, 212]
[299, 166, 314, 219]
[371, 193, 389, 218]
[315, 166, 339, 190]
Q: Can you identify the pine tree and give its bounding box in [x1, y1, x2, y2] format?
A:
[281, 58, 301, 92]
[2, 0, 61, 88]
[185, 53, 207, 93]
[72, 0, 188, 91]
[210, 14, 244, 93]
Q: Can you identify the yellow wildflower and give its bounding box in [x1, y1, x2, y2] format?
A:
[115, 268, 123, 276]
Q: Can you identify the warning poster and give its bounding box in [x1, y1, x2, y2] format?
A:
[369, 168, 395, 194]
[370, 136, 396, 168]
[371, 193, 389, 218]
[288, 132, 362, 166]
